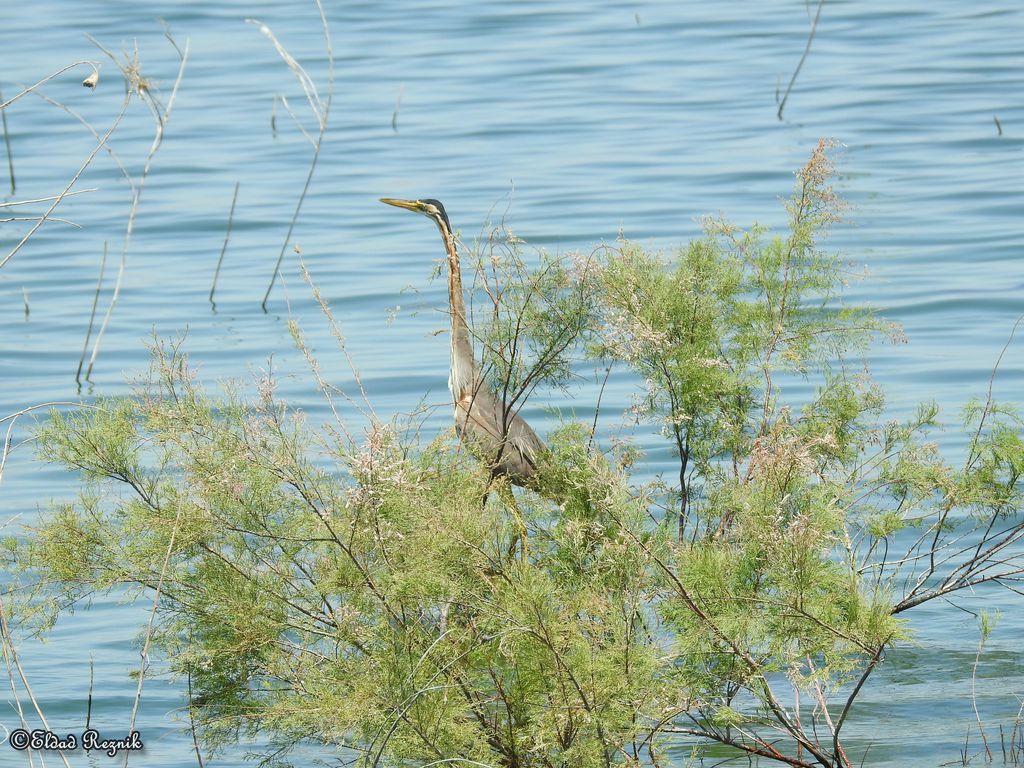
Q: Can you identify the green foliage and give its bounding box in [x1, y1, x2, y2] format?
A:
[9, 338, 661, 767]
[589, 140, 883, 549]
[468, 229, 598, 406]
[7, 141, 1024, 768]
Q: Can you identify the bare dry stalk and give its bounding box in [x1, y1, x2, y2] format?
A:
[246, 19, 322, 119]
[32, 89, 133, 182]
[251, 0, 334, 310]
[0, 215, 80, 228]
[86, 656, 94, 730]
[85, 32, 190, 379]
[0, 593, 73, 768]
[123, 507, 183, 768]
[777, 0, 825, 121]
[0, 189, 96, 208]
[588, 362, 613, 452]
[972, 626, 993, 761]
[0, 84, 14, 194]
[0, 61, 110, 271]
[0, 95, 127, 271]
[0, 595, 35, 768]
[209, 181, 240, 309]
[0, 60, 99, 111]
[392, 83, 404, 132]
[1010, 698, 1024, 763]
[275, 93, 315, 145]
[966, 312, 1023, 473]
[186, 662, 206, 768]
[77, 241, 108, 384]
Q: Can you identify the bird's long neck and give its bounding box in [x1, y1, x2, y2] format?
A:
[439, 223, 477, 401]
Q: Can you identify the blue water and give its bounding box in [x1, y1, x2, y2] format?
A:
[2, 1, 1023, 765]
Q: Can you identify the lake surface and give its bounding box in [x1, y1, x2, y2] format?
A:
[2, 1, 1022, 765]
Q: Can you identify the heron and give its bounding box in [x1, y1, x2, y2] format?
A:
[379, 197, 547, 494]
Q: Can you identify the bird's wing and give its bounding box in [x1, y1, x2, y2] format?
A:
[456, 387, 546, 481]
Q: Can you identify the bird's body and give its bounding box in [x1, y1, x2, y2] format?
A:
[380, 197, 546, 487]
[454, 383, 544, 485]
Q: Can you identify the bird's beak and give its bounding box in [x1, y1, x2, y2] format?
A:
[379, 197, 424, 213]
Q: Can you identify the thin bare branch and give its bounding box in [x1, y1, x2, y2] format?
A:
[0, 95, 128, 270]
[0, 60, 100, 110]
[0, 188, 97, 208]
[777, 0, 825, 121]
[77, 242, 108, 384]
[209, 181, 240, 309]
[259, 0, 333, 310]
[86, 33, 190, 377]
[0, 85, 14, 194]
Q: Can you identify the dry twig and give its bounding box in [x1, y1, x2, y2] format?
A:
[250, 0, 334, 310]
[209, 181, 240, 309]
[777, 0, 825, 121]
[85, 31, 190, 378]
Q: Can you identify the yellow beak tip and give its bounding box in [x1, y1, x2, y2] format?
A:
[379, 197, 422, 213]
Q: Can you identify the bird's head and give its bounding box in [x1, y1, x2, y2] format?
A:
[379, 197, 452, 233]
